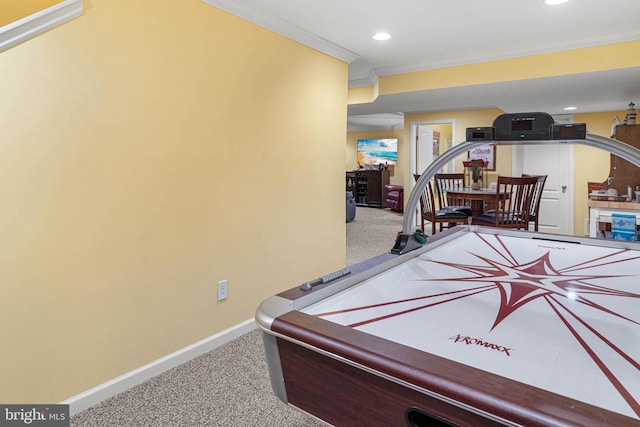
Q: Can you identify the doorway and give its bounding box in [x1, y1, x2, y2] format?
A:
[411, 121, 456, 179]
[409, 121, 456, 228]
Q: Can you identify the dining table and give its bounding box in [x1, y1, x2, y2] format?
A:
[445, 187, 506, 216]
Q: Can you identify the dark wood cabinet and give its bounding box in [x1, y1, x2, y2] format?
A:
[607, 124, 640, 192]
[346, 170, 390, 207]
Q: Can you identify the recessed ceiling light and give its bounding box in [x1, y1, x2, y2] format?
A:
[545, 0, 570, 5]
[372, 32, 391, 41]
[564, 106, 578, 111]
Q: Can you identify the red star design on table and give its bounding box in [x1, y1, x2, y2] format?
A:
[434, 250, 638, 331]
[312, 232, 640, 417]
[315, 234, 640, 330]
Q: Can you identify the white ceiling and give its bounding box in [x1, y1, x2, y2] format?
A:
[205, 0, 640, 130]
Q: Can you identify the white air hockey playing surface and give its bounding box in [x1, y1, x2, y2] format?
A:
[302, 230, 640, 420]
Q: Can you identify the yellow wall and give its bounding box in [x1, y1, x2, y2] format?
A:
[346, 129, 404, 185]
[0, 0, 63, 27]
[0, 0, 347, 403]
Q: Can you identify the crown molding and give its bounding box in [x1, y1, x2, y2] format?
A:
[348, 69, 381, 89]
[346, 112, 404, 132]
[372, 35, 640, 80]
[0, 0, 83, 53]
[202, 0, 359, 64]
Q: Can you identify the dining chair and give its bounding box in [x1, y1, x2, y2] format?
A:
[523, 174, 547, 231]
[471, 176, 538, 230]
[434, 173, 466, 209]
[414, 174, 471, 235]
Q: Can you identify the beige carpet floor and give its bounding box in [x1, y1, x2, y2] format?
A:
[70, 207, 405, 427]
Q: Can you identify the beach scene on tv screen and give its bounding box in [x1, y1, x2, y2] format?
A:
[357, 138, 398, 165]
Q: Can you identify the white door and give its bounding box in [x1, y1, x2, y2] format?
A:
[416, 125, 434, 175]
[512, 143, 573, 235]
[410, 121, 456, 231]
[410, 125, 435, 231]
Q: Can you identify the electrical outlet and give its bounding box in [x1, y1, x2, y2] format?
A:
[217, 279, 228, 301]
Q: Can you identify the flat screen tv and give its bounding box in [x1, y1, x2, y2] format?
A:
[357, 138, 398, 166]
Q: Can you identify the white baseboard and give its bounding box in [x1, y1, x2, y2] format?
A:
[61, 318, 257, 416]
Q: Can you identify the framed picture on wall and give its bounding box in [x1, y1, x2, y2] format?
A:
[357, 138, 398, 166]
[468, 144, 496, 171]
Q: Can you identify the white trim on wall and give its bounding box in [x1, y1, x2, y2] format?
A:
[61, 319, 257, 416]
[202, 0, 358, 64]
[0, 0, 83, 53]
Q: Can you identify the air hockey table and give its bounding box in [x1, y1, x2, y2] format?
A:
[256, 113, 640, 426]
[256, 226, 640, 426]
